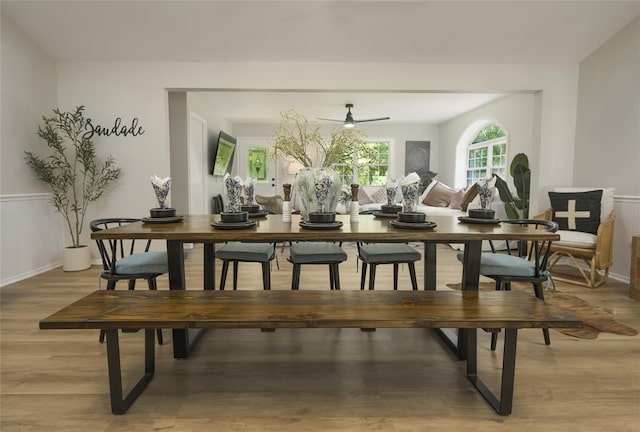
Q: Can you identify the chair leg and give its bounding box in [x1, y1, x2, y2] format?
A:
[393, 263, 399, 291]
[128, 279, 136, 290]
[368, 264, 376, 290]
[333, 264, 341, 291]
[408, 262, 418, 290]
[491, 332, 498, 351]
[360, 261, 367, 290]
[291, 264, 301, 290]
[232, 261, 239, 290]
[329, 265, 335, 290]
[262, 262, 271, 290]
[220, 261, 229, 291]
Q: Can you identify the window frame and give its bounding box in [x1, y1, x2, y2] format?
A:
[333, 139, 392, 187]
[465, 135, 507, 187]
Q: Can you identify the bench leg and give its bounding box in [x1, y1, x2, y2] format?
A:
[105, 329, 155, 414]
[466, 327, 517, 416]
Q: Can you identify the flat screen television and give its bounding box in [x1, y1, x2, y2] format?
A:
[211, 131, 236, 176]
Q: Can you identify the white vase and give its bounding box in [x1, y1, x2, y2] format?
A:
[63, 245, 91, 272]
[291, 167, 343, 221]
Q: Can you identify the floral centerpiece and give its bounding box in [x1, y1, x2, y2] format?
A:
[270, 110, 365, 220]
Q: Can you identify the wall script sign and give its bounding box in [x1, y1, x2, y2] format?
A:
[82, 117, 145, 140]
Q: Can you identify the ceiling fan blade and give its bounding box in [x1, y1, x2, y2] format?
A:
[354, 117, 391, 123]
[316, 117, 345, 122]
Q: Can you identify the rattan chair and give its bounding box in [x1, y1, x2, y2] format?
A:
[536, 208, 615, 288]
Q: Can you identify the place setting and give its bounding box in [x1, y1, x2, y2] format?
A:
[298, 173, 343, 230]
[457, 178, 501, 225]
[240, 178, 268, 218]
[388, 174, 437, 230]
[141, 175, 184, 223]
[373, 179, 403, 218]
[212, 174, 258, 230]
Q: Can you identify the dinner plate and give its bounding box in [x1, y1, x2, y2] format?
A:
[141, 216, 184, 224]
[458, 216, 501, 225]
[211, 220, 257, 230]
[248, 211, 268, 218]
[372, 211, 400, 218]
[389, 220, 437, 230]
[299, 220, 344, 230]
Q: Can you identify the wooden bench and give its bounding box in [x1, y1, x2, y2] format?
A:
[39, 290, 582, 416]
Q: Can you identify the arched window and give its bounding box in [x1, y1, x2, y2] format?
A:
[465, 124, 507, 187]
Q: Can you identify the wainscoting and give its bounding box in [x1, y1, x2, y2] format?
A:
[0, 194, 63, 287]
[611, 195, 640, 283]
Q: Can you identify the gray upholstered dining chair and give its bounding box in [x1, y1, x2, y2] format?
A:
[90, 218, 167, 345]
[214, 242, 276, 290]
[288, 242, 347, 290]
[456, 219, 558, 350]
[357, 242, 421, 290]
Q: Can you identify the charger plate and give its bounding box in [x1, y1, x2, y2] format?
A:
[141, 216, 184, 224]
[211, 220, 257, 230]
[389, 220, 437, 230]
[299, 220, 343, 230]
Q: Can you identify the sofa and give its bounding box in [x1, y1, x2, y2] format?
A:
[355, 180, 506, 219]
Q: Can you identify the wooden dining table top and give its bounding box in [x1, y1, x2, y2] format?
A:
[90, 214, 559, 243]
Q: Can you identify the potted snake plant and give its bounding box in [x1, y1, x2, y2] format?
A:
[25, 106, 121, 271]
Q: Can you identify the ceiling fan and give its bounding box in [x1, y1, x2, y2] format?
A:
[318, 104, 390, 128]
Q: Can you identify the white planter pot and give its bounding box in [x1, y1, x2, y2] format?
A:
[63, 245, 91, 272]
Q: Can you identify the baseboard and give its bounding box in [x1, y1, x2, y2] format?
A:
[0, 261, 61, 288]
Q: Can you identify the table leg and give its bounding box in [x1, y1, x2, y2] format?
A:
[167, 240, 189, 358]
[433, 240, 482, 360]
[423, 242, 437, 291]
[204, 242, 215, 291]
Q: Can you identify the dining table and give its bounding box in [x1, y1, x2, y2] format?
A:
[91, 213, 559, 359]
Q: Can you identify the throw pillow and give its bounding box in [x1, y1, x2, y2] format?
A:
[423, 182, 457, 207]
[459, 183, 479, 211]
[357, 187, 373, 205]
[548, 190, 602, 234]
[255, 194, 283, 214]
[418, 180, 437, 204]
[371, 186, 387, 204]
[448, 189, 466, 210]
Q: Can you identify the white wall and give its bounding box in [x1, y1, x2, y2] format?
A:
[1, 15, 62, 286]
[565, 16, 639, 281]
[573, 16, 639, 196]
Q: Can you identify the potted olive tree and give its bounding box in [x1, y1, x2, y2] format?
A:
[25, 106, 121, 271]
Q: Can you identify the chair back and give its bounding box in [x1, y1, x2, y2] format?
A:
[492, 219, 559, 278]
[90, 218, 152, 276]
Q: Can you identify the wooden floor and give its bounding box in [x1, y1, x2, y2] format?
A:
[1, 243, 638, 432]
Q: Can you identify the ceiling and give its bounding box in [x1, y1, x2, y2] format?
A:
[193, 90, 509, 125]
[3, 0, 638, 124]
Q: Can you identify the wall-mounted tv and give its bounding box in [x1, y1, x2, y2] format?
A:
[211, 131, 236, 176]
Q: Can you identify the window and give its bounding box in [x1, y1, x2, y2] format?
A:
[333, 140, 390, 187]
[466, 125, 507, 187]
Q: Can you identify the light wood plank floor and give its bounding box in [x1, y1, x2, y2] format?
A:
[1, 243, 638, 432]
